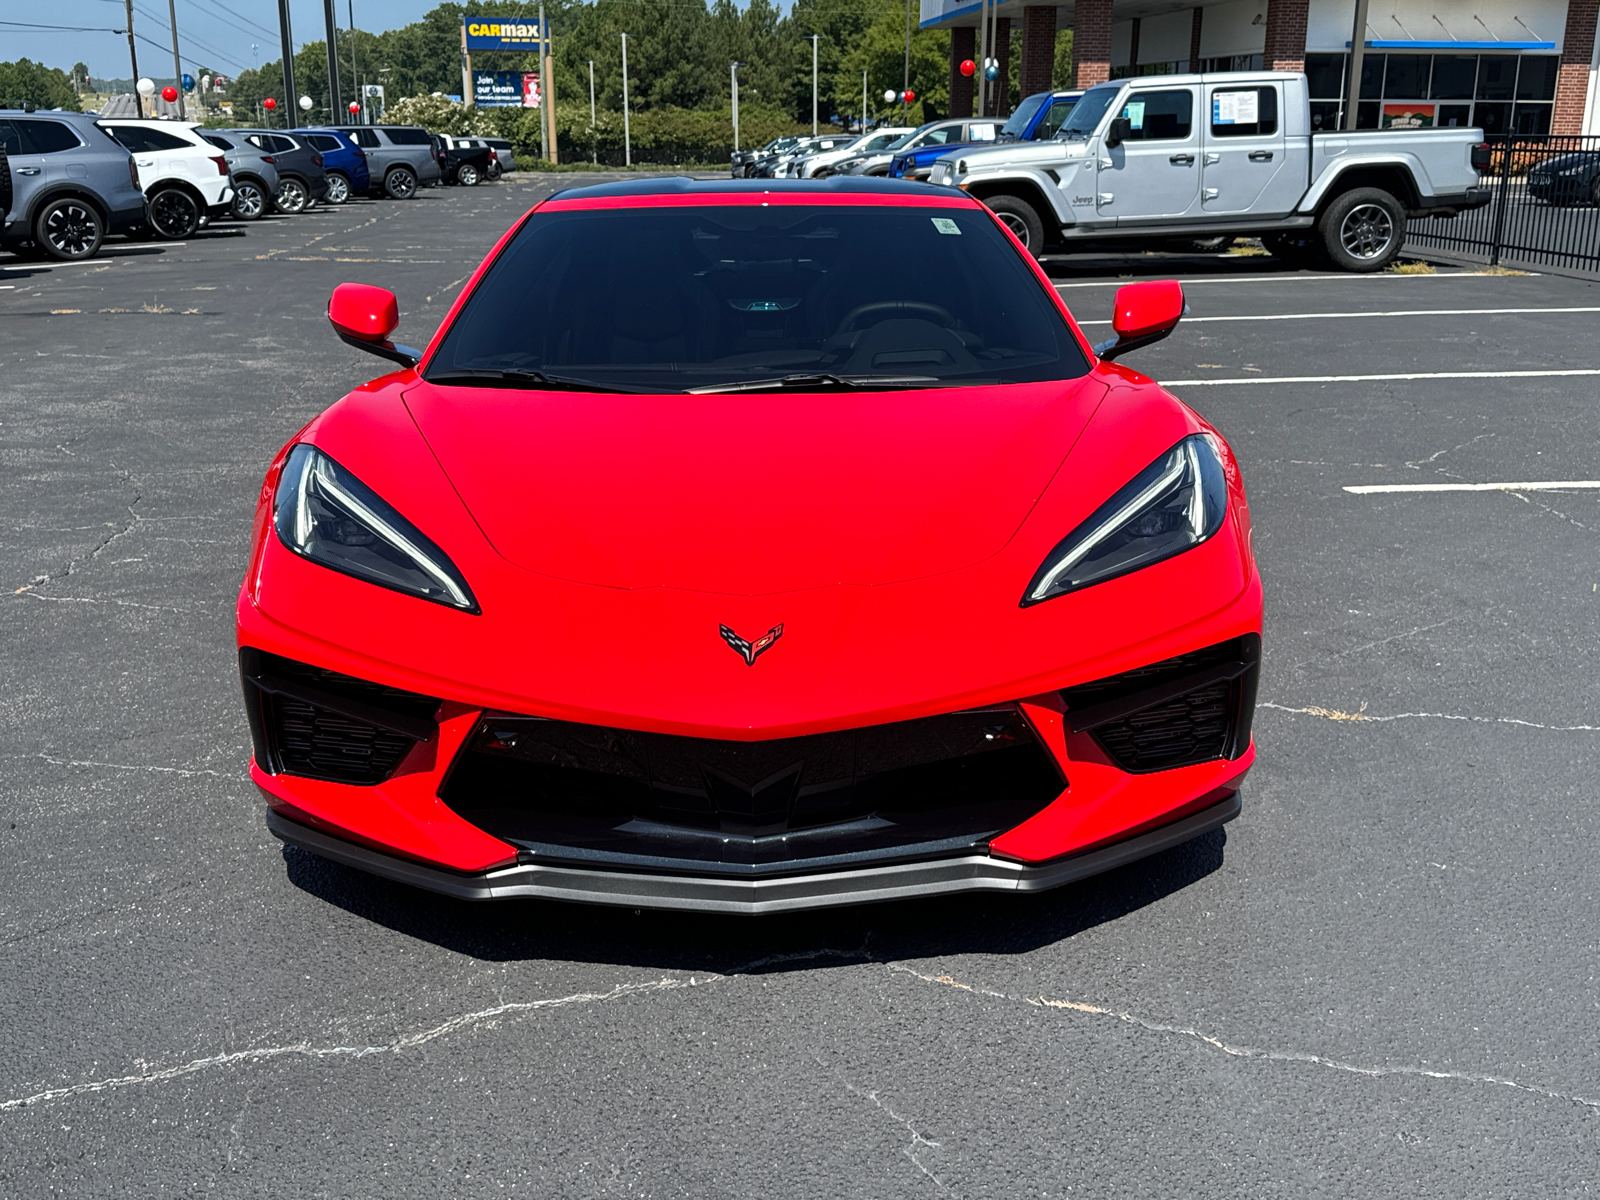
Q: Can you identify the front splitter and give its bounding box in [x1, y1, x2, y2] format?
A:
[266, 792, 1240, 915]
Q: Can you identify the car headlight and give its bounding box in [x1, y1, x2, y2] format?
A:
[273, 443, 480, 613]
[1022, 434, 1227, 606]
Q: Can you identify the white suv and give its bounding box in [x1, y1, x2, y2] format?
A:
[97, 119, 233, 240]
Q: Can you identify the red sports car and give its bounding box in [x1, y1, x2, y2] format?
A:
[238, 179, 1261, 914]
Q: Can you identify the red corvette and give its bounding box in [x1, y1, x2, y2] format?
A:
[238, 179, 1261, 914]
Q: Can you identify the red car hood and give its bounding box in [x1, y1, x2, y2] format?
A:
[403, 377, 1107, 595]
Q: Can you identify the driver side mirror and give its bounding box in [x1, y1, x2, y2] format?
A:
[327, 282, 422, 369]
[1092, 280, 1187, 361]
[1104, 116, 1131, 149]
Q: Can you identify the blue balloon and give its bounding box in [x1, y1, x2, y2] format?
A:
[983, 63, 999, 81]
[181, 73, 195, 91]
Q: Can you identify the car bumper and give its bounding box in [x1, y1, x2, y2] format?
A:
[266, 790, 1241, 914]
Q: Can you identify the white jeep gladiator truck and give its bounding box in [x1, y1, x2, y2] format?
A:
[928, 70, 1491, 272]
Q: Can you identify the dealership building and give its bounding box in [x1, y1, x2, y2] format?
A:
[922, 0, 1600, 134]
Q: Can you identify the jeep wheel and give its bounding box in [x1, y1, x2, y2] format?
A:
[1320, 187, 1405, 272]
[275, 178, 309, 214]
[986, 195, 1045, 257]
[325, 171, 351, 205]
[385, 167, 418, 199]
[148, 187, 200, 240]
[34, 197, 104, 260]
[456, 163, 481, 187]
[232, 178, 268, 220]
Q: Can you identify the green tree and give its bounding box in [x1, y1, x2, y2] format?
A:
[0, 59, 82, 111]
[830, 0, 948, 127]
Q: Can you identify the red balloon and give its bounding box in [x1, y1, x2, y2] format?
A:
[960, 59, 976, 77]
[903, 89, 916, 104]
[263, 97, 277, 110]
[161, 85, 178, 102]
[349, 101, 361, 113]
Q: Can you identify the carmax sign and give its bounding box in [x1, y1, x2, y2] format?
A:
[464, 18, 544, 50]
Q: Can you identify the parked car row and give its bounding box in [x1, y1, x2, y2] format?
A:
[0, 107, 513, 262]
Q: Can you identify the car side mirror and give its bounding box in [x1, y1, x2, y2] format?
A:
[1092, 280, 1187, 361]
[327, 282, 422, 368]
[1104, 117, 1131, 149]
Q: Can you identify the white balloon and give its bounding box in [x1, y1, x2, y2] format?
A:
[136, 77, 156, 96]
[299, 95, 313, 111]
[883, 89, 897, 103]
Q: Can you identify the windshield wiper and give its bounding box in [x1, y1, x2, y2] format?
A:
[425, 368, 629, 393]
[687, 373, 942, 394]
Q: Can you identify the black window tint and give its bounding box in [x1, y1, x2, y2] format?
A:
[1383, 55, 1430, 98]
[203, 133, 234, 149]
[1358, 54, 1385, 99]
[1438, 103, 1472, 127]
[1517, 55, 1559, 100]
[1208, 87, 1277, 137]
[1119, 90, 1193, 140]
[16, 120, 82, 154]
[1432, 56, 1477, 99]
[1305, 53, 1345, 99]
[1477, 56, 1516, 100]
[1512, 103, 1552, 134]
[245, 134, 266, 150]
[0, 120, 22, 155]
[271, 136, 297, 152]
[1473, 101, 1511, 134]
[353, 129, 380, 148]
[141, 128, 193, 151]
[105, 126, 148, 152]
[306, 134, 338, 151]
[1309, 101, 1342, 130]
[382, 127, 432, 145]
[1033, 99, 1077, 139]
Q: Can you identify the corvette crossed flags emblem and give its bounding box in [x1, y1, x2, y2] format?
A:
[719, 622, 784, 666]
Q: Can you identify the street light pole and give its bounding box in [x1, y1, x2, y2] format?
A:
[903, 0, 911, 123]
[124, 0, 143, 117]
[619, 32, 630, 168]
[276, 0, 297, 129]
[322, 0, 341, 116]
[1344, 0, 1370, 131]
[588, 59, 596, 163]
[731, 62, 740, 151]
[166, 0, 185, 117]
[862, 69, 867, 132]
[809, 34, 820, 135]
[976, 0, 988, 117]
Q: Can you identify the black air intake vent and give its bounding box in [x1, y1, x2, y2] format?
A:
[239, 649, 440, 785]
[1061, 635, 1259, 773]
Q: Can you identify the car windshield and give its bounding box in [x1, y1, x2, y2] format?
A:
[881, 131, 917, 152]
[425, 202, 1089, 393]
[1057, 84, 1121, 138]
[1002, 94, 1049, 139]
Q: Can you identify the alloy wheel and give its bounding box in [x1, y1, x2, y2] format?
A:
[149, 189, 199, 239]
[42, 202, 99, 258]
[277, 180, 308, 214]
[233, 182, 265, 219]
[996, 211, 1032, 248]
[386, 169, 417, 199]
[458, 164, 480, 186]
[325, 173, 349, 204]
[1339, 203, 1395, 260]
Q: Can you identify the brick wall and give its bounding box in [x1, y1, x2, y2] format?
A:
[1020, 6, 1058, 98]
[950, 25, 975, 117]
[1554, 0, 1599, 134]
[1262, 0, 1308, 73]
[1074, 0, 1113, 88]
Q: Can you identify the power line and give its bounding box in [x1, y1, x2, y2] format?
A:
[0, 20, 125, 32]
[185, 0, 275, 40]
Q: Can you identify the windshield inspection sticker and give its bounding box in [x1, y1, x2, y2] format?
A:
[1213, 90, 1259, 125]
[932, 217, 962, 235]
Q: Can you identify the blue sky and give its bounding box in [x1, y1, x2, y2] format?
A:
[4, 1, 549, 81]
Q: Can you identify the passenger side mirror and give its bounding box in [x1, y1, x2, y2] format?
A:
[1104, 117, 1131, 149]
[327, 282, 422, 368]
[1092, 280, 1187, 361]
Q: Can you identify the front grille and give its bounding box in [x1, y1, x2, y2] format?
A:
[239, 649, 439, 785]
[440, 707, 1064, 876]
[1062, 635, 1260, 774]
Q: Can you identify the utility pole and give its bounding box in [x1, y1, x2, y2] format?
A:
[589, 60, 596, 163]
[976, 0, 988, 117]
[323, 0, 341, 116]
[862, 69, 867, 131]
[806, 34, 819, 136]
[165, 0, 185, 117]
[348, 0, 361, 122]
[540, 0, 556, 163]
[276, 0, 297, 129]
[1343, 0, 1370, 130]
[730, 62, 740, 151]
[124, 0, 143, 117]
[460, 20, 473, 106]
[619, 33, 631, 168]
[903, 0, 911, 123]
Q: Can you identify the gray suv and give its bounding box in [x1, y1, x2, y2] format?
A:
[0, 109, 146, 260]
[329, 125, 441, 199]
[200, 130, 280, 220]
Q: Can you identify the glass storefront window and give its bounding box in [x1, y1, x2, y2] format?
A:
[1302, 52, 1557, 130]
[1305, 54, 1345, 100]
[1473, 101, 1512, 133]
[1517, 56, 1559, 100]
[1431, 56, 1478, 99]
[1477, 56, 1517, 101]
[1384, 55, 1430, 99]
[1359, 54, 1385, 99]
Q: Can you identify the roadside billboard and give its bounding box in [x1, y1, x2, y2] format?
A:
[464, 18, 543, 50]
[473, 71, 525, 107]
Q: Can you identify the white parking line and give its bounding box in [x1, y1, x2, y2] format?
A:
[1345, 481, 1600, 494]
[1054, 271, 1532, 289]
[1163, 368, 1600, 386]
[1076, 306, 1600, 326]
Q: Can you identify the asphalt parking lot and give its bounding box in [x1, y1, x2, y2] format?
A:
[3, 179, 1599, 1197]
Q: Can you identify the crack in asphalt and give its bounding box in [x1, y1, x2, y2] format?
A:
[8, 464, 142, 596]
[1259, 700, 1600, 732]
[841, 1078, 952, 1194]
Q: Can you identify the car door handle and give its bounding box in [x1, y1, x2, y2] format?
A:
[1249, 150, 1274, 162]
[1169, 153, 1195, 165]
[17, 167, 40, 175]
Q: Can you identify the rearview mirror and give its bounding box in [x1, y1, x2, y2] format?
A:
[1104, 117, 1131, 149]
[1092, 280, 1186, 361]
[327, 282, 422, 368]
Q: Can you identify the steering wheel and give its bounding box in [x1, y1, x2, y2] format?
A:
[836, 301, 957, 335]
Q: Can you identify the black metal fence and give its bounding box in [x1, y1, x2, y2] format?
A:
[1405, 134, 1600, 274]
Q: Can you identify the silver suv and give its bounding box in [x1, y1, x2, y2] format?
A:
[0, 109, 147, 260]
[328, 125, 441, 199]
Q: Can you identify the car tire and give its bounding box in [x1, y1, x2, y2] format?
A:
[1319, 187, 1405, 272]
[232, 178, 269, 220]
[147, 187, 200, 240]
[33, 197, 104, 261]
[276, 177, 309, 214]
[985, 195, 1045, 257]
[487, 161, 502, 180]
[325, 171, 351, 205]
[457, 163, 481, 187]
[385, 167, 418, 199]
[1180, 235, 1233, 253]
